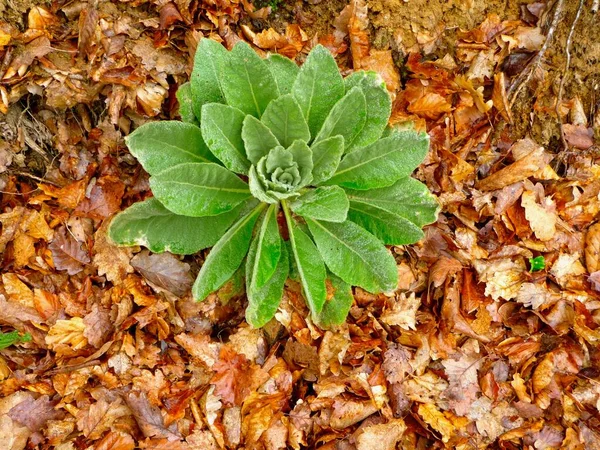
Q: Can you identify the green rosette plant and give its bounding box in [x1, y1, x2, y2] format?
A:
[109, 39, 439, 327]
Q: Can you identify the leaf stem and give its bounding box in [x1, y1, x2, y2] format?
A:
[281, 200, 294, 240]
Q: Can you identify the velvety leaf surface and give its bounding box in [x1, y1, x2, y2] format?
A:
[175, 82, 198, 125]
[344, 71, 392, 151]
[109, 198, 240, 254]
[316, 274, 354, 327]
[150, 163, 250, 217]
[126, 121, 217, 175]
[192, 204, 265, 301]
[246, 204, 281, 290]
[242, 115, 280, 164]
[306, 218, 398, 293]
[290, 186, 348, 222]
[201, 103, 251, 174]
[324, 130, 429, 190]
[261, 94, 310, 148]
[190, 38, 227, 121]
[266, 54, 299, 95]
[221, 42, 279, 117]
[310, 135, 345, 185]
[292, 45, 345, 137]
[314, 86, 367, 149]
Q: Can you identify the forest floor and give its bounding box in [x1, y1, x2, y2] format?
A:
[0, 0, 599, 448]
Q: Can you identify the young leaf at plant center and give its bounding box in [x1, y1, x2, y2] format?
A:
[287, 140, 313, 187]
[316, 274, 354, 327]
[0, 331, 32, 350]
[176, 82, 199, 126]
[150, 163, 250, 217]
[283, 202, 327, 316]
[266, 54, 299, 95]
[306, 218, 398, 293]
[344, 71, 392, 151]
[191, 38, 228, 121]
[290, 186, 348, 222]
[261, 94, 310, 148]
[109, 198, 241, 254]
[344, 177, 439, 227]
[193, 204, 265, 301]
[247, 204, 281, 290]
[314, 86, 367, 149]
[242, 115, 280, 164]
[311, 136, 345, 185]
[292, 45, 345, 137]
[245, 237, 289, 328]
[201, 103, 251, 174]
[126, 122, 218, 175]
[324, 130, 429, 190]
[221, 41, 279, 117]
[347, 201, 424, 245]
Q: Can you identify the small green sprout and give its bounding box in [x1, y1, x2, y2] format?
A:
[529, 255, 545, 272]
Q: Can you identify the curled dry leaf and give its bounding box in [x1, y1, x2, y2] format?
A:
[131, 250, 193, 297]
[521, 190, 556, 241]
[355, 418, 407, 450]
[45, 317, 89, 352]
[49, 226, 91, 276]
[585, 222, 600, 273]
[380, 292, 420, 330]
[417, 403, 455, 443]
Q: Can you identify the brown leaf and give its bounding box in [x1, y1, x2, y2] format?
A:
[131, 250, 193, 297]
[93, 220, 134, 284]
[407, 91, 453, 119]
[76, 176, 125, 220]
[356, 419, 407, 450]
[8, 395, 64, 432]
[429, 256, 463, 288]
[442, 349, 482, 416]
[585, 222, 600, 273]
[76, 398, 130, 440]
[212, 346, 265, 406]
[125, 391, 181, 441]
[83, 304, 113, 348]
[93, 431, 136, 450]
[159, 3, 183, 30]
[492, 72, 512, 123]
[380, 292, 420, 330]
[417, 403, 456, 443]
[49, 226, 90, 275]
[330, 399, 378, 429]
[521, 190, 556, 241]
[45, 317, 89, 352]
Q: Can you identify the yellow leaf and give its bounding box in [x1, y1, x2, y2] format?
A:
[521, 190, 556, 241]
[418, 403, 455, 443]
[45, 317, 88, 351]
[2, 273, 35, 308]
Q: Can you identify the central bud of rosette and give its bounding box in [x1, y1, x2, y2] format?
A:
[249, 141, 313, 203]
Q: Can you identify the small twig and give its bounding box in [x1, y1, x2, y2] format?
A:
[508, 0, 565, 106]
[11, 170, 60, 186]
[556, 0, 586, 150]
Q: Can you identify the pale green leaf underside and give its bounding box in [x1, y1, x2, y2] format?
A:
[266, 54, 299, 95]
[150, 163, 250, 217]
[176, 82, 199, 126]
[108, 198, 240, 255]
[261, 94, 310, 148]
[248, 204, 281, 290]
[292, 45, 345, 138]
[316, 273, 354, 327]
[310, 135, 344, 185]
[221, 41, 279, 117]
[306, 218, 398, 293]
[191, 38, 227, 121]
[246, 243, 289, 328]
[126, 121, 217, 175]
[201, 103, 251, 174]
[290, 186, 348, 222]
[324, 130, 429, 190]
[314, 86, 367, 149]
[192, 204, 265, 301]
[345, 177, 439, 228]
[242, 115, 280, 165]
[344, 71, 392, 151]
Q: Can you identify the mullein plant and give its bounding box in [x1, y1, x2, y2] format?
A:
[109, 40, 439, 327]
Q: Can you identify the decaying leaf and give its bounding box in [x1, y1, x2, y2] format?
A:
[49, 226, 91, 275]
[380, 292, 420, 330]
[131, 250, 193, 297]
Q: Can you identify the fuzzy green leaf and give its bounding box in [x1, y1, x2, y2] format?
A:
[290, 186, 348, 222]
[246, 243, 289, 328]
[292, 45, 345, 137]
[176, 82, 199, 125]
[126, 121, 218, 175]
[109, 197, 241, 254]
[306, 218, 398, 293]
[310, 135, 345, 185]
[316, 274, 354, 327]
[314, 86, 367, 149]
[266, 54, 299, 95]
[324, 130, 429, 190]
[221, 42, 279, 117]
[150, 163, 251, 217]
[191, 38, 227, 121]
[347, 202, 424, 245]
[344, 177, 439, 227]
[247, 204, 282, 290]
[344, 71, 392, 151]
[284, 203, 327, 316]
[0, 331, 32, 350]
[192, 204, 265, 301]
[287, 140, 313, 187]
[261, 94, 310, 148]
[242, 115, 280, 164]
[201, 103, 251, 174]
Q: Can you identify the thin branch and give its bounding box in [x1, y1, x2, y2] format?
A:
[508, 0, 565, 106]
[556, 0, 586, 150]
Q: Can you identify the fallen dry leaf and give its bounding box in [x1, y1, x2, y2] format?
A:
[125, 391, 181, 441]
[521, 190, 556, 241]
[355, 418, 407, 450]
[585, 223, 600, 273]
[131, 250, 192, 297]
[8, 395, 64, 432]
[49, 227, 91, 275]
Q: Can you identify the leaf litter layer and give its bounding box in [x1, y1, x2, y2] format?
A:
[0, 0, 599, 448]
